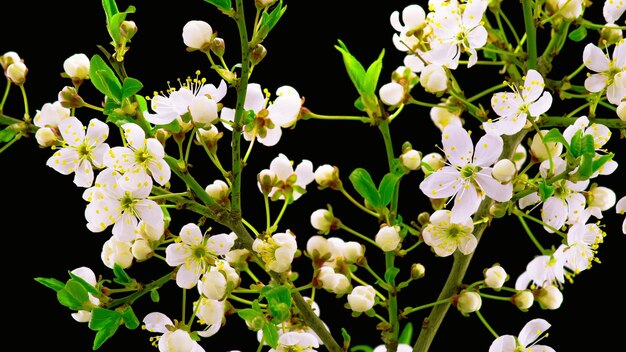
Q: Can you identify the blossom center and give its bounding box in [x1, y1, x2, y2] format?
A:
[460, 164, 481, 179]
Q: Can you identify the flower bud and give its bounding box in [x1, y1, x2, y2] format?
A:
[63, 53, 90, 82]
[588, 185, 616, 211]
[58, 86, 85, 109]
[600, 22, 623, 46]
[536, 285, 563, 310]
[530, 130, 562, 162]
[182, 20, 214, 51]
[317, 267, 351, 294]
[489, 202, 508, 218]
[411, 263, 426, 279]
[35, 127, 58, 147]
[456, 290, 482, 315]
[132, 238, 153, 261]
[211, 37, 226, 57]
[255, 0, 278, 9]
[400, 149, 422, 170]
[483, 265, 507, 290]
[512, 290, 534, 311]
[257, 169, 277, 195]
[120, 20, 138, 40]
[347, 285, 376, 312]
[205, 179, 230, 206]
[6, 61, 28, 85]
[1, 51, 21, 71]
[491, 159, 516, 183]
[250, 44, 267, 66]
[101, 237, 133, 269]
[314, 164, 341, 189]
[420, 64, 447, 94]
[195, 125, 223, 152]
[617, 101, 626, 121]
[310, 208, 336, 234]
[189, 96, 218, 127]
[417, 212, 430, 225]
[306, 235, 333, 260]
[375, 225, 401, 252]
[421, 152, 444, 175]
[379, 82, 404, 106]
[341, 241, 365, 263]
[430, 104, 462, 132]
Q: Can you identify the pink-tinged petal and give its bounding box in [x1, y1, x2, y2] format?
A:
[474, 169, 512, 202]
[488, 335, 515, 352]
[179, 223, 204, 245]
[245, 83, 266, 113]
[527, 91, 552, 117]
[456, 234, 477, 255]
[518, 318, 551, 347]
[59, 116, 86, 147]
[73, 159, 94, 188]
[47, 148, 78, 175]
[521, 69, 545, 102]
[143, 312, 173, 333]
[207, 232, 237, 255]
[518, 192, 541, 209]
[270, 153, 294, 180]
[165, 243, 189, 266]
[582, 43, 610, 72]
[451, 184, 481, 222]
[442, 124, 473, 166]
[542, 197, 567, 233]
[584, 73, 608, 93]
[122, 123, 146, 150]
[176, 262, 202, 289]
[112, 211, 139, 242]
[491, 92, 521, 118]
[419, 167, 463, 199]
[148, 158, 171, 186]
[473, 133, 503, 166]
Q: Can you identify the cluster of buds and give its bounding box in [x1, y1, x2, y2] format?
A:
[1, 51, 27, 85]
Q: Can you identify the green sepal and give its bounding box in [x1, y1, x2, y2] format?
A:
[90, 54, 123, 104]
[538, 181, 554, 201]
[568, 25, 587, 42]
[203, 0, 232, 12]
[349, 168, 382, 209]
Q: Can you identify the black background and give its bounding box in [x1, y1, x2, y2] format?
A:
[2, 1, 624, 351]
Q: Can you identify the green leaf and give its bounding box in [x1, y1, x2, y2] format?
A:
[0, 128, 17, 143]
[120, 305, 140, 329]
[349, 168, 382, 209]
[68, 271, 100, 296]
[89, 308, 123, 330]
[255, 0, 286, 43]
[538, 181, 554, 202]
[568, 25, 587, 42]
[237, 307, 263, 321]
[350, 346, 374, 352]
[592, 153, 614, 173]
[101, 0, 119, 22]
[113, 263, 132, 285]
[378, 171, 402, 207]
[399, 322, 414, 345]
[90, 54, 122, 103]
[150, 288, 160, 303]
[577, 154, 594, 180]
[568, 129, 583, 158]
[482, 43, 499, 60]
[93, 323, 120, 350]
[335, 40, 366, 93]
[57, 279, 90, 310]
[363, 49, 385, 94]
[203, 0, 232, 12]
[384, 266, 400, 283]
[34, 277, 65, 292]
[581, 134, 596, 156]
[542, 128, 569, 149]
[121, 77, 143, 99]
[262, 322, 279, 348]
[260, 284, 292, 323]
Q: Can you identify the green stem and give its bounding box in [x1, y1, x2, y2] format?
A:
[475, 310, 499, 339]
[522, 0, 537, 70]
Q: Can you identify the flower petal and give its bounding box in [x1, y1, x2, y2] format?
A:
[442, 125, 473, 166]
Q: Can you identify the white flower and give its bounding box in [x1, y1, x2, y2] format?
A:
[562, 222, 604, 274]
[373, 344, 412, 352]
[46, 117, 110, 188]
[33, 101, 71, 129]
[583, 40, 626, 105]
[193, 297, 225, 337]
[143, 312, 205, 352]
[165, 223, 237, 289]
[617, 195, 626, 234]
[429, 102, 462, 132]
[258, 153, 314, 202]
[515, 247, 566, 289]
[390, 4, 427, 52]
[420, 63, 448, 93]
[63, 53, 90, 80]
[484, 265, 507, 289]
[182, 20, 213, 51]
[375, 225, 401, 252]
[101, 236, 134, 269]
[83, 168, 164, 241]
[588, 186, 616, 211]
[547, 0, 584, 20]
[484, 69, 553, 135]
[69, 266, 100, 323]
[489, 318, 555, 352]
[104, 123, 171, 187]
[198, 260, 240, 300]
[347, 285, 376, 312]
[253, 230, 298, 272]
[269, 331, 320, 352]
[419, 125, 513, 222]
[604, 0, 626, 23]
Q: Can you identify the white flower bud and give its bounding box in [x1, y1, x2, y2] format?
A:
[35, 127, 57, 147]
[400, 149, 422, 170]
[512, 290, 535, 311]
[537, 285, 563, 310]
[379, 82, 404, 105]
[589, 186, 616, 211]
[314, 164, 338, 188]
[182, 20, 213, 51]
[484, 265, 507, 289]
[375, 225, 401, 252]
[420, 64, 447, 94]
[601, 22, 623, 46]
[101, 237, 133, 269]
[347, 285, 376, 312]
[63, 53, 90, 81]
[318, 267, 351, 294]
[530, 130, 563, 161]
[1, 51, 21, 70]
[307, 235, 333, 259]
[206, 179, 230, 203]
[456, 290, 482, 314]
[131, 238, 153, 261]
[421, 152, 445, 174]
[224, 248, 250, 265]
[189, 96, 218, 127]
[411, 263, 426, 279]
[200, 270, 227, 300]
[311, 209, 333, 233]
[341, 241, 364, 263]
[430, 104, 462, 132]
[491, 159, 516, 183]
[617, 101, 626, 121]
[6, 61, 28, 85]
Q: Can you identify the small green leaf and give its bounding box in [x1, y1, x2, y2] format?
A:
[350, 346, 374, 352]
[568, 25, 588, 42]
[542, 128, 569, 149]
[262, 322, 279, 348]
[399, 322, 414, 344]
[581, 134, 596, 156]
[363, 49, 385, 94]
[150, 288, 160, 303]
[68, 271, 100, 296]
[568, 129, 583, 158]
[379, 171, 402, 207]
[0, 128, 17, 143]
[384, 266, 400, 283]
[592, 153, 614, 173]
[113, 263, 132, 285]
[203, 0, 232, 12]
[349, 168, 382, 208]
[577, 154, 594, 180]
[120, 305, 140, 330]
[93, 323, 120, 350]
[237, 308, 263, 321]
[34, 277, 65, 292]
[90, 54, 122, 103]
[101, 0, 119, 22]
[89, 308, 122, 331]
[335, 40, 366, 93]
[57, 279, 90, 310]
[121, 77, 143, 99]
[255, 1, 286, 43]
[538, 181, 554, 201]
[482, 43, 499, 60]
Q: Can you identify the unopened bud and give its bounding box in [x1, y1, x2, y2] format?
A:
[455, 290, 482, 315]
[417, 212, 430, 225]
[379, 82, 404, 106]
[63, 53, 90, 82]
[530, 130, 562, 162]
[195, 125, 223, 153]
[257, 170, 277, 195]
[421, 152, 444, 175]
[250, 44, 267, 66]
[120, 20, 138, 40]
[1, 51, 21, 71]
[491, 159, 516, 183]
[314, 164, 341, 189]
[58, 86, 85, 109]
[255, 0, 278, 9]
[310, 208, 338, 234]
[35, 127, 58, 147]
[211, 37, 226, 57]
[400, 149, 422, 170]
[6, 61, 28, 85]
[617, 101, 626, 121]
[420, 64, 448, 94]
[489, 203, 508, 218]
[588, 185, 616, 211]
[483, 264, 507, 289]
[205, 179, 231, 206]
[375, 224, 401, 252]
[600, 23, 623, 46]
[132, 238, 153, 261]
[536, 285, 563, 310]
[512, 290, 534, 311]
[411, 263, 426, 279]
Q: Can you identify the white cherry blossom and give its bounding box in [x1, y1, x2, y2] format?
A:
[252, 230, 298, 273]
[582, 40, 626, 105]
[515, 246, 566, 290]
[617, 195, 626, 233]
[143, 312, 205, 352]
[258, 153, 314, 202]
[489, 318, 555, 352]
[33, 101, 71, 129]
[604, 0, 626, 23]
[483, 69, 553, 136]
[422, 209, 476, 257]
[390, 4, 427, 52]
